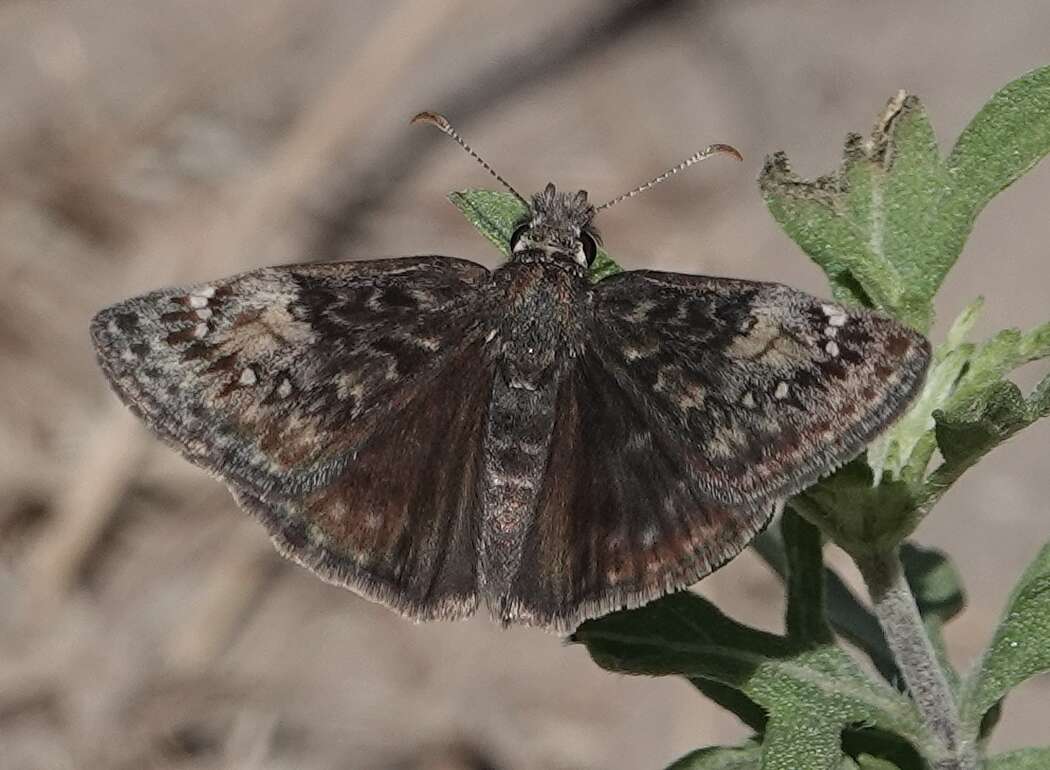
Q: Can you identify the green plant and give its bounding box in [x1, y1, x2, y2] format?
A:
[451, 65, 1050, 770]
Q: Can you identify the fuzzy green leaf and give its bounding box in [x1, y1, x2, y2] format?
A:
[754, 527, 894, 679]
[984, 748, 1050, 770]
[666, 743, 763, 770]
[759, 149, 907, 319]
[573, 593, 932, 770]
[760, 94, 940, 331]
[448, 188, 526, 256]
[762, 69, 1050, 334]
[448, 189, 622, 280]
[960, 540, 1050, 736]
[925, 371, 1050, 507]
[944, 65, 1050, 239]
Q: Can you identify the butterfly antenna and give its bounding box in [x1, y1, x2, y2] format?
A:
[595, 143, 743, 212]
[412, 111, 530, 208]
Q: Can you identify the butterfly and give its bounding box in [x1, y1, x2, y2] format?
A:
[90, 113, 930, 631]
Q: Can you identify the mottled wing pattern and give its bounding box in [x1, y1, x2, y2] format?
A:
[590, 270, 930, 506]
[508, 346, 780, 630]
[91, 256, 496, 619]
[507, 270, 929, 630]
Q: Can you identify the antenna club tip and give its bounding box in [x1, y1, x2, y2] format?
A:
[711, 143, 744, 162]
[411, 111, 451, 131]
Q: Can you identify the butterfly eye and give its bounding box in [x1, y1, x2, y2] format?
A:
[580, 231, 598, 265]
[509, 223, 530, 252]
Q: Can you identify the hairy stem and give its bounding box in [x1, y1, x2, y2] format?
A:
[856, 549, 976, 770]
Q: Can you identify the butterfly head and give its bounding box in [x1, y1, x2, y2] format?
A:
[410, 110, 740, 273]
[509, 183, 601, 269]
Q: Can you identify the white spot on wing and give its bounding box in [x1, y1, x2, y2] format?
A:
[192, 323, 208, 339]
[774, 381, 790, 400]
[276, 379, 293, 398]
[741, 391, 756, 408]
[415, 336, 441, 351]
[195, 308, 213, 321]
[640, 526, 659, 548]
[626, 299, 656, 323]
[825, 340, 840, 357]
[188, 295, 209, 309]
[239, 368, 257, 386]
[821, 304, 847, 327]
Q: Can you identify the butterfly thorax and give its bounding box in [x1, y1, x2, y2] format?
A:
[492, 261, 588, 388]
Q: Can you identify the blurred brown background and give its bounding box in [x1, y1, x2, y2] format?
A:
[2, 2, 1048, 768]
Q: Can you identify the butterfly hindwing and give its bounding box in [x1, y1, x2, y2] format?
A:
[92, 256, 497, 619]
[589, 270, 931, 506]
[232, 334, 493, 619]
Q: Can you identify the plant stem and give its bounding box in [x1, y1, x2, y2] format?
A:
[856, 548, 976, 770]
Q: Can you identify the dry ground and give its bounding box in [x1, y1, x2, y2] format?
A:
[1, 2, 1048, 768]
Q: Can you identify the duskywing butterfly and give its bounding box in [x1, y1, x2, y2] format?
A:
[90, 113, 930, 631]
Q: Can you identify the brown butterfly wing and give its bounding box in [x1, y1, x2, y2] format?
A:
[92, 256, 497, 619]
[506, 270, 929, 630]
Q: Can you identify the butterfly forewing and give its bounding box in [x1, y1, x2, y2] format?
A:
[590, 270, 931, 506]
[91, 257, 495, 499]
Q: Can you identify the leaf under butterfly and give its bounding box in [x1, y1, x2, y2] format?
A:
[572, 591, 932, 770]
[449, 188, 623, 280]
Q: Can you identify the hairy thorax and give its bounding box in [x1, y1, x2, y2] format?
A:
[493, 259, 589, 389]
